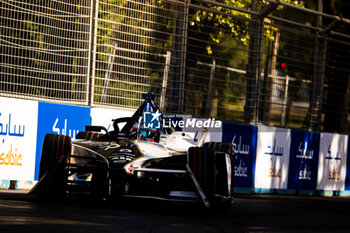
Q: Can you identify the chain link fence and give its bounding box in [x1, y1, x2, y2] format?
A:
[0, 0, 92, 104]
[1, 0, 350, 133]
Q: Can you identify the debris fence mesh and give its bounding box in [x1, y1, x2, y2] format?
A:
[1, 0, 350, 133]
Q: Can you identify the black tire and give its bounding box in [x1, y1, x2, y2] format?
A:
[188, 146, 216, 205]
[204, 142, 234, 207]
[39, 134, 71, 179]
[107, 171, 126, 203]
[38, 134, 71, 199]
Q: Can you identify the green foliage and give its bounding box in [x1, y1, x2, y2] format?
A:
[184, 0, 307, 119]
[190, 0, 304, 50]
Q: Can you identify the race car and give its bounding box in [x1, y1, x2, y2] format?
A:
[30, 92, 234, 208]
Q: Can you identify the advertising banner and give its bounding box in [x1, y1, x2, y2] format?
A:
[288, 130, 320, 191]
[255, 126, 291, 190]
[221, 122, 257, 189]
[346, 137, 350, 191]
[35, 102, 90, 180]
[0, 97, 38, 180]
[317, 133, 348, 191]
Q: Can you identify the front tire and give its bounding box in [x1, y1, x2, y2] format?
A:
[38, 134, 71, 199]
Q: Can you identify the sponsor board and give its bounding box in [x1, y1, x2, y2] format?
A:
[0, 97, 38, 180]
[346, 138, 350, 191]
[255, 126, 291, 190]
[288, 130, 319, 190]
[2, 95, 350, 196]
[317, 133, 348, 191]
[221, 122, 257, 189]
[34, 102, 90, 180]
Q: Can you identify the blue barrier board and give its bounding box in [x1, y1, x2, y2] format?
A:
[34, 102, 90, 180]
[345, 136, 350, 190]
[288, 130, 319, 191]
[221, 122, 257, 189]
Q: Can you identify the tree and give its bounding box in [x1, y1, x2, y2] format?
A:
[184, 0, 304, 120]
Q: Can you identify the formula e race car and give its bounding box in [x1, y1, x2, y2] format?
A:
[30, 93, 234, 208]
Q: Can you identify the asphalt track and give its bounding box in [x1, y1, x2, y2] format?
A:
[0, 190, 350, 233]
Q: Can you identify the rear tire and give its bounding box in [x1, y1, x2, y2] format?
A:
[107, 171, 126, 204]
[188, 146, 216, 206]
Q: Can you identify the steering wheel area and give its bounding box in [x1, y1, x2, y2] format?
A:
[112, 117, 138, 141]
[112, 116, 162, 143]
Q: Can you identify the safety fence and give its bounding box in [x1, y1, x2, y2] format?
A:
[0, 0, 91, 104]
[1, 0, 350, 133]
[1, 96, 350, 197]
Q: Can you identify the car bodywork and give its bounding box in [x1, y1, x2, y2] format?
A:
[30, 93, 234, 208]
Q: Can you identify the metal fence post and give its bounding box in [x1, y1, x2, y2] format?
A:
[160, 51, 171, 111]
[310, 0, 326, 131]
[100, 44, 117, 103]
[168, 0, 189, 114]
[244, 0, 280, 124]
[205, 59, 216, 117]
[310, 36, 327, 131]
[179, 0, 189, 114]
[88, 0, 99, 106]
[244, 1, 259, 124]
[281, 75, 289, 126]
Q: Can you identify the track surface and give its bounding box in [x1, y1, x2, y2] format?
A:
[0, 190, 349, 233]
